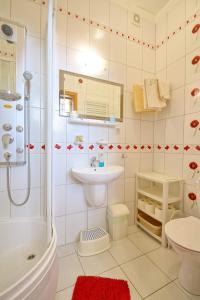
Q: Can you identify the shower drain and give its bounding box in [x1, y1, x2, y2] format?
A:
[27, 254, 36, 260]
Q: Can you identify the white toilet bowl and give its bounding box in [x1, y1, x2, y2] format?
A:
[165, 216, 200, 296]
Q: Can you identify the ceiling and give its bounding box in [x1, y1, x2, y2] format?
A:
[113, 0, 171, 15]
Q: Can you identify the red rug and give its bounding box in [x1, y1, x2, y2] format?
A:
[71, 276, 131, 300]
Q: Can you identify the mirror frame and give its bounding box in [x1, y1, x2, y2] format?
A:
[59, 70, 124, 122]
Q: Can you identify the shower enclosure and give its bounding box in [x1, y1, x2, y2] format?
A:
[0, 0, 58, 299]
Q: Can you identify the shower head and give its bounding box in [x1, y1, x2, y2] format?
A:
[23, 71, 33, 81]
[0, 89, 21, 101]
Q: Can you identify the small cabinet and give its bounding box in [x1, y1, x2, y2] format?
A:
[136, 172, 183, 246]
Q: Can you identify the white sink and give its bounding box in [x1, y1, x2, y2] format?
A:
[72, 166, 124, 184]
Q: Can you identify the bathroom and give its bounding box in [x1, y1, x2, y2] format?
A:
[0, 0, 200, 299]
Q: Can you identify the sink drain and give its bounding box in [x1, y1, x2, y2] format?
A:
[27, 254, 36, 260]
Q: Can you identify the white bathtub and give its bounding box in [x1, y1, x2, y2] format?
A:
[0, 219, 58, 300]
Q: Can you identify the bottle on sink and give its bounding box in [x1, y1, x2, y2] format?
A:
[98, 153, 105, 167]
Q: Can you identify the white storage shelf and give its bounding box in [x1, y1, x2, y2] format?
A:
[137, 187, 181, 204]
[136, 172, 183, 247]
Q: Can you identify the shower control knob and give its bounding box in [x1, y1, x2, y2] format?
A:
[16, 147, 24, 154]
[3, 123, 12, 131]
[16, 104, 23, 111]
[16, 125, 23, 132]
[4, 152, 12, 161]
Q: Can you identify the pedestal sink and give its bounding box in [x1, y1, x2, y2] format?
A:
[72, 166, 124, 207]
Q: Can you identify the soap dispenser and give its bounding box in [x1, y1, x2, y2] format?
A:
[98, 153, 104, 167]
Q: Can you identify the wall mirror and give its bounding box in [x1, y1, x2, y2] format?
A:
[59, 70, 123, 122]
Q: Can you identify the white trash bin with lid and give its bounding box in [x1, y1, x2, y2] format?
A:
[107, 204, 130, 240]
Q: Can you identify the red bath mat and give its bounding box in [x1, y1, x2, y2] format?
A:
[72, 276, 131, 300]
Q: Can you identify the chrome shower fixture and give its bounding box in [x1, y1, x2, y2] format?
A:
[23, 71, 33, 100]
[0, 90, 21, 101]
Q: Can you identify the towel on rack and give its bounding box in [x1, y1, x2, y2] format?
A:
[144, 79, 166, 109]
[133, 84, 157, 112]
[158, 80, 170, 102]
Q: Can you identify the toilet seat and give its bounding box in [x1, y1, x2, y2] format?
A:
[165, 216, 200, 253]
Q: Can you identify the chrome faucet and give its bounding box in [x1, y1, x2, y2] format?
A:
[90, 156, 99, 168]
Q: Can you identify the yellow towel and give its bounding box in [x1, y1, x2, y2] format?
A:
[133, 85, 156, 112]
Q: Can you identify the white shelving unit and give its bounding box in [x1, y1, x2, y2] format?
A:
[136, 172, 183, 246]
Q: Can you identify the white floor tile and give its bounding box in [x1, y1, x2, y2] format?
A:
[57, 254, 84, 291]
[57, 244, 75, 258]
[146, 282, 190, 300]
[175, 280, 200, 300]
[121, 256, 170, 298]
[109, 238, 142, 265]
[128, 225, 141, 234]
[100, 267, 142, 300]
[55, 286, 74, 300]
[147, 247, 181, 280]
[79, 251, 117, 275]
[128, 230, 160, 253]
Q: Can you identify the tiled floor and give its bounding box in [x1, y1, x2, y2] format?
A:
[55, 225, 200, 300]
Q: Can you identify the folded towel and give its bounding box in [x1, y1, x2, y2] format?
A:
[144, 79, 166, 109]
[158, 80, 170, 101]
[133, 84, 157, 112]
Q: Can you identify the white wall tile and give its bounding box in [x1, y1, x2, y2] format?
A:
[108, 123, 125, 144]
[125, 178, 135, 203]
[90, 27, 110, 60]
[0, 192, 10, 218]
[165, 154, 183, 178]
[156, 46, 167, 72]
[89, 125, 108, 143]
[154, 119, 166, 145]
[55, 12, 67, 47]
[109, 62, 126, 85]
[108, 178, 125, 204]
[54, 154, 67, 185]
[167, 0, 185, 34]
[167, 31, 185, 66]
[68, 0, 90, 18]
[66, 212, 87, 243]
[53, 185, 67, 217]
[125, 119, 141, 144]
[165, 116, 184, 145]
[126, 67, 142, 92]
[67, 18, 89, 52]
[11, 0, 41, 38]
[67, 122, 88, 143]
[88, 207, 107, 230]
[90, 0, 110, 26]
[142, 48, 155, 73]
[153, 153, 165, 173]
[26, 36, 41, 74]
[127, 41, 142, 69]
[55, 216, 66, 246]
[125, 153, 140, 178]
[141, 121, 154, 145]
[66, 184, 87, 214]
[110, 3, 127, 32]
[0, 0, 10, 18]
[167, 58, 185, 90]
[167, 87, 185, 118]
[110, 35, 126, 64]
[11, 188, 41, 218]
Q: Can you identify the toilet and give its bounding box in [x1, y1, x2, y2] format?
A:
[165, 216, 200, 295]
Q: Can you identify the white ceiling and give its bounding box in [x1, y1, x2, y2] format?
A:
[113, 0, 170, 15]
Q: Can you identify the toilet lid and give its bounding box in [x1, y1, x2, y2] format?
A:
[165, 216, 200, 252]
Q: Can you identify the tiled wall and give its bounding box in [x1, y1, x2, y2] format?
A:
[154, 0, 200, 217]
[0, 0, 47, 219]
[52, 0, 156, 245]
